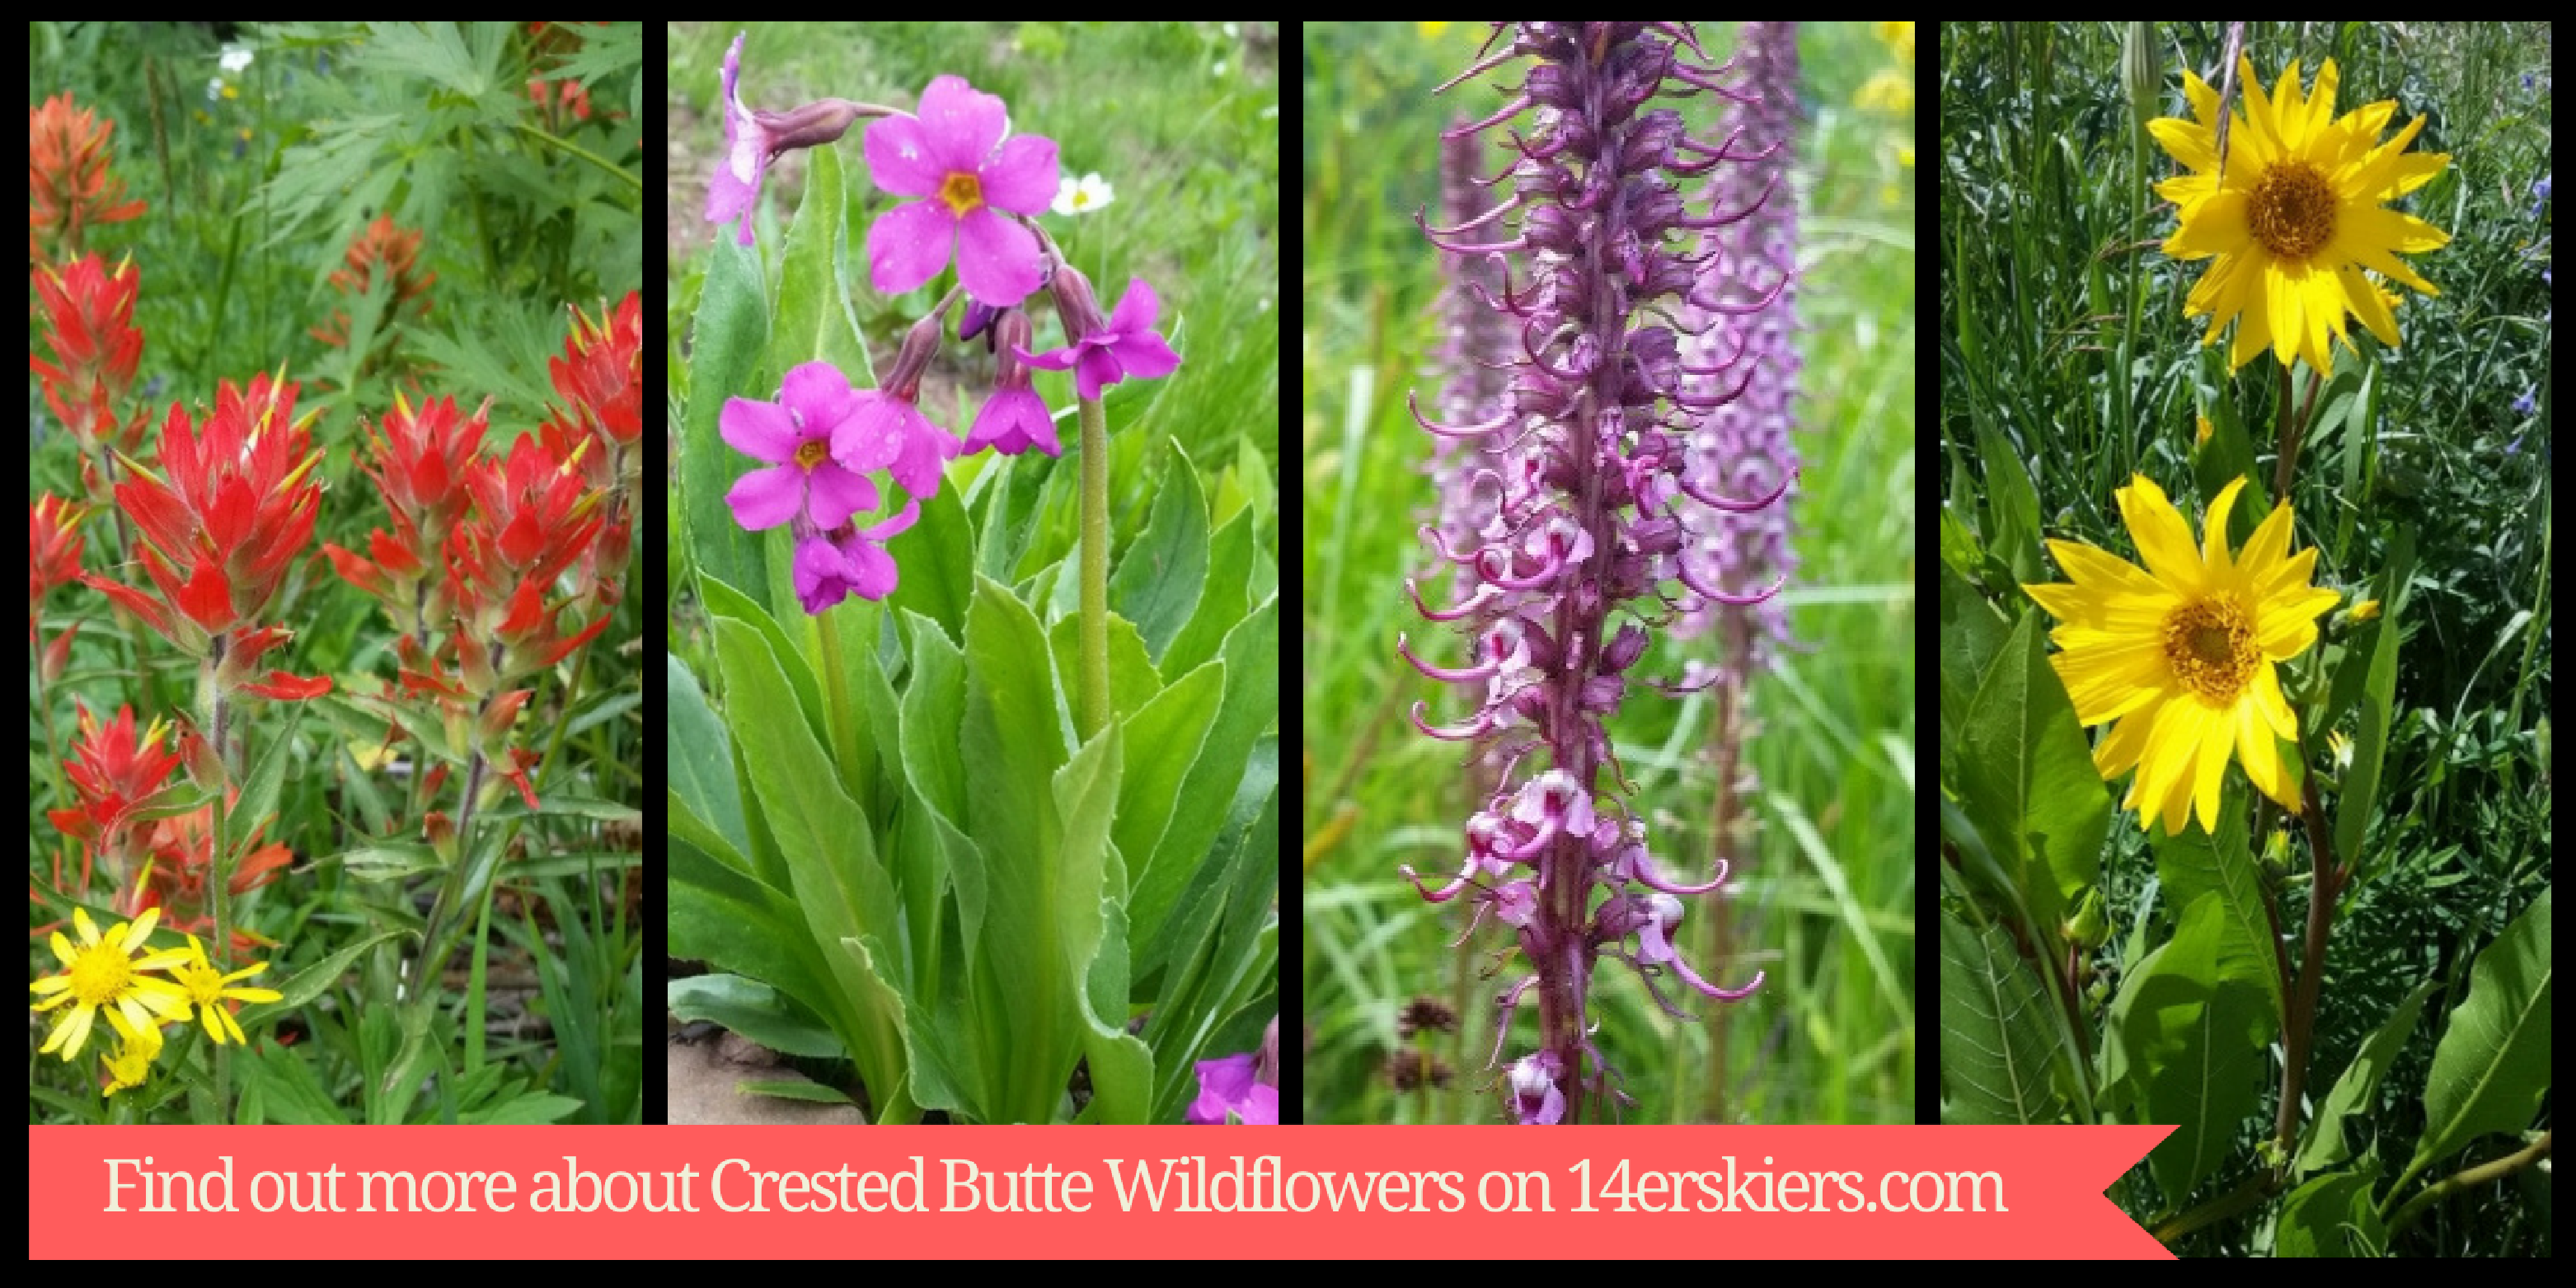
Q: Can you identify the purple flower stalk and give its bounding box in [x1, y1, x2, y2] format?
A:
[1673, 21, 1801, 678]
[862, 76, 1060, 306]
[1401, 22, 1780, 1125]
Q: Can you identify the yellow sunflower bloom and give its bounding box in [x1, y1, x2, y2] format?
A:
[2023, 475, 2343, 835]
[2150, 56, 2450, 373]
[28, 906, 193, 1061]
[166, 934, 284, 1046]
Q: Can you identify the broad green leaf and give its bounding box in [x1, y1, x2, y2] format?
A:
[1049, 609, 1161, 726]
[840, 933, 934, 1123]
[1130, 596, 1276, 953]
[1108, 441, 1209, 663]
[667, 837, 838, 1030]
[2413, 888, 2551, 1176]
[1112, 660, 1225, 902]
[959, 576, 1076, 1121]
[701, 571, 825, 747]
[234, 930, 408, 1028]
[888, 479, 975, 644]
[2151, 790, 2283, 1027]
[2117, 897, 2272, 1200]
[332, 842, 442, 882]
[1938, 560, 2009, 762]
[758, 140, 870, 387]
[668, 789, 750, 875]
[1161, 508, 1255, 679]
[898, 611, 986, 967]
[2334, 564, 2401, 868]
[1937, 911, 2068, 1124]
[682, 232, 772, 597]
[666, 974, 842, 1060]
[1055, 725, 1152, 1124]
[735, 1080, 855, 1105]
[713, 617, 908, 1103]
[2298, 981, 2433, 1177]
[1976, 428, 2043, 584]
[1959, 609, 2109, 939]
[2275, 1169, 2386, 1258]
[975, 449, 1055, 583]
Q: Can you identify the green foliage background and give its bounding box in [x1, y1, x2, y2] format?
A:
[1302, 22, 1917, 1125]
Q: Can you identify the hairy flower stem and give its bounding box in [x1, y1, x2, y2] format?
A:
[207, 635, 233, 1121]
[1076, 394, 1111, 741]
[409, 750, 488, 1006]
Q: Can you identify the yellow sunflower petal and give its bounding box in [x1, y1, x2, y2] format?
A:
[2235, 699, 2291, 805]
[2183, 68, 2218, 128]
[2253, 665, 2298, 740]
[2200, 476, 2250, 570]
[2191, 700, 2235, 832]
[2168, 190, 2252, 259]
[2095, 707, 2157, 779]
[2152, 115, 2220, 176]
[2116, 475, 2208, 595]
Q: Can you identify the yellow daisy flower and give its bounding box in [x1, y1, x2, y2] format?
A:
[2149, 55, 2452, 373]
[2022, 475, 2343, 835]
[101, 1009, 166, 1098]
[1857, 68, 1913, 115]
[29, 906, 193, 1061]
[166, 934, 284, 1046]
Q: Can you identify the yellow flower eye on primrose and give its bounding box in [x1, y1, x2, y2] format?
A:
[2148, 55, 2452, 373]
[2022, 475, 2342, 836]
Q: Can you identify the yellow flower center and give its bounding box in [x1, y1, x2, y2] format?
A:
[794, 438, 830, 471]
[68, 943, 134, 1006]
[172, 958, 228, 1005]
[2165, 598, 2259, 701]
[939, 171, 983, 217]
[2247, 161, 2336, 262]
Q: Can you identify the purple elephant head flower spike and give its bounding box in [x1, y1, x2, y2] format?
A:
[1401, 21, 1784, 1125]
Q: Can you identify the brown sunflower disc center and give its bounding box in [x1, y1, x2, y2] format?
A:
[2164, 597, 2259, 701]
[2247, 160, 2337, 262]
[794, 438, 831, 471]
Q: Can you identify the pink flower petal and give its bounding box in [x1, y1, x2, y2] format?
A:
[954, 207, 1043, 307]
[802, 463, 880, 529]
[1075, 348, 1122, 402]
[1107, 330, 1181, 382]
[1106, 278, 1161, 335]
[719, 396, 800, 463]
[724, 464, 806, 531]
[978, 134, 1061, 214]
[1011, 343, 1079, 373]
[861, 113, 946, 198]
[792, 536, 852, 615]
[842, 536, 899, 600]
[885, 405, 956, 499]
[866, 199, 960, 296]
[831, 391, 908, 474]
[913, 75, 1007, 174]
[779, 361, 861, 434]
[862, 498, 922, 542]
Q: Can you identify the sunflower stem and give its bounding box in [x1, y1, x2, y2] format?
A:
[2273, 366, 2324, 501]
[2273, 738, 2346, 1160]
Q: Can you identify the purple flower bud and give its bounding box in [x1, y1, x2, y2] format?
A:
[1405, 20, 1773, 1126]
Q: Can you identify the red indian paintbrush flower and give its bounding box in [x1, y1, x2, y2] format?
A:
[309, 213, 435, 349]
[29, 93, 146, 262]
[30, 253, 146, 460]
[29, 493, 86, 681]
[45, 702, 185, 882]
[547, 293, 642, 448]
[323, 392, 492, 635]
[445, 433, 612, 692]
[81, 372, 332, 700]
